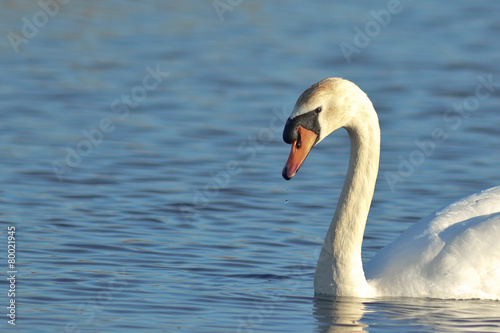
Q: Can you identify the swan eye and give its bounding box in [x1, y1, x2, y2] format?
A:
[314, 106, 322, 113]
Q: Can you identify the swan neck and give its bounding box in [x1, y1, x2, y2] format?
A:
[315, 107, 380, 296]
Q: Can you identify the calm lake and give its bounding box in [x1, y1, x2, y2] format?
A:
[0, 1, 499, 332]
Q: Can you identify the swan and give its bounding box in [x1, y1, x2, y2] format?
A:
[282, 78, 500, 299]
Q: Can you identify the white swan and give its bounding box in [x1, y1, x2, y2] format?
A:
[282, 78, 500, 299]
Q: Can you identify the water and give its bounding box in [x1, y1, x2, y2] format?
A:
[0, 1, 500, 332]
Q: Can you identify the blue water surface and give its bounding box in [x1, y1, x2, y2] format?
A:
[0, 1, 500, 332]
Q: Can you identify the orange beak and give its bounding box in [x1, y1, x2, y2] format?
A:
[282, 126, 318, 180]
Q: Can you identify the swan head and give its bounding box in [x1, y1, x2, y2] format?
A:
[282, 77, 370, 180]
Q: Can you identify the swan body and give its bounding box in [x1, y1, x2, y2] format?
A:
[282, 78, 500, 299]
[366, 187, 500, 299]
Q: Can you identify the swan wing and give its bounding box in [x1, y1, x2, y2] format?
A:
[365, 186, 500, 299]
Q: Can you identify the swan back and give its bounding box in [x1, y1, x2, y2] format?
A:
[366, 186, 500, 299]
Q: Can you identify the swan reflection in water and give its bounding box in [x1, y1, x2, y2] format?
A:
[313, 297, 367, 332]
[313, 296, 500, 332]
